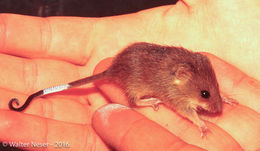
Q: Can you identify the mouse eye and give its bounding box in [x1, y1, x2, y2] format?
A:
[201, 90, 210, 99]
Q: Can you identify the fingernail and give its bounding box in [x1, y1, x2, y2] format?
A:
[96, 103, 130, 126]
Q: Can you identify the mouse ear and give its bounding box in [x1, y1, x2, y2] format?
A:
[172, 63, 193, 81]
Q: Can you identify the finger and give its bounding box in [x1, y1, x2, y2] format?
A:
[92, 93, 243, 150]
[215, 105, 260, 151]
[0, 110, 109, 151]
[0, 53, 85, 93]
[0, 13, 99, 65]
[92, 104, 205, 151]
[93, 58, 244, 150]
[204, 53, 260, 113]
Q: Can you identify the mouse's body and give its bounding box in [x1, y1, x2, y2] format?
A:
[109, 43, 222, 113]
[9, 42, 224, 136]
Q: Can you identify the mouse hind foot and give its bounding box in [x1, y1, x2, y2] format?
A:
[129, 96, 163, 111]
[135, 98, 163, 111]
[125, 87, 163, 110]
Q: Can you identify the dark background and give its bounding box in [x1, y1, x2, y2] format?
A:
[0, 0, 177, 17]
[0, 0, 178, 150]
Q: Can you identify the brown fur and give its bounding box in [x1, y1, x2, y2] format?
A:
[106, 42, 222, 114]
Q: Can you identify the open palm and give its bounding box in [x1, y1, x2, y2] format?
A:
[0, 0, 259, 150]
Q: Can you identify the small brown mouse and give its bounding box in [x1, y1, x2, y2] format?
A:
[9, 42, 232, 137]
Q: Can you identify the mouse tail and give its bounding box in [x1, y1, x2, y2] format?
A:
[9, 70, 109, 112]
[68, 70, 109, 87]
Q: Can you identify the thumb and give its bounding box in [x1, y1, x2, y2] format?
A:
[92, 104, 205, 151]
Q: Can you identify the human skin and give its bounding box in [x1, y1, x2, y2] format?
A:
[0, 0, 259, 150]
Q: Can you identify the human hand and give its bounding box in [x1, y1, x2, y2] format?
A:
[0, 54, 259, 151]
[0, 0, 259, 150]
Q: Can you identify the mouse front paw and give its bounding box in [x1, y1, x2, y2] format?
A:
[222, 95, 239, 106]
[199, 122, 208, 138]
[175, 107, 209, 138]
